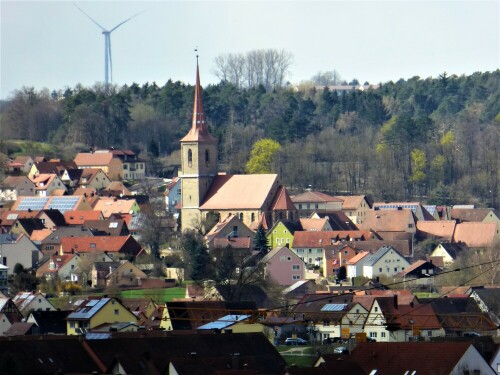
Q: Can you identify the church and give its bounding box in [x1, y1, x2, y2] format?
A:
[179, 62, 297, 232]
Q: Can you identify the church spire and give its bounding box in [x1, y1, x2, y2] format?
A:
[181, 58, 216, 142]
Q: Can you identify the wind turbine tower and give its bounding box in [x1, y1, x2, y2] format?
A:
[74, 4, 143, 88]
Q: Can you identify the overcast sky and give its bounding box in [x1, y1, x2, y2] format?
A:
[1, 0, 499, 100]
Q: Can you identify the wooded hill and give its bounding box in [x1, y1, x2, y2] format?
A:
[0, 70, 498, 207]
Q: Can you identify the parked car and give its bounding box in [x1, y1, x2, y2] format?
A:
[285, 337, 307, 345]
[333, 346, 348, 354]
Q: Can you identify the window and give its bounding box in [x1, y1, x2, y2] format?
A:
[2, 257, 6, 266]
[70, 321, 75, 328]
[315, 204, 319, 209]
[394, 267, 398, 272]
[251, 213, 255, 222]
[276, 238, 279, 244]
[307, 204, 310, 209]
[379, 268, 382, 272]
[374, 307, 378, 312]
[205, 149, 210, 167]
[408, 224, 414, 228]
[292, 265, 300, 270]
[369, 332, 377, 338]
[123, 164, 128, 170]
[188, 149, 193, 167]
[286, 238, 290, 243]
[427, 330, 432, 337]
[114, 309, 119, 315]
[239, 213, 243, 220]
[381, 332, 386, 338]
[299, 204, 302, 209]
[292, 275, 300, 280]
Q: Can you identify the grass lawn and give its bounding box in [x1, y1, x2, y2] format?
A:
[48, 286, 187, 308]
[119, 287, 186, 303]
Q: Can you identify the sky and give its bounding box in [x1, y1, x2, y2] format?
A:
[1, 0, 499, 100]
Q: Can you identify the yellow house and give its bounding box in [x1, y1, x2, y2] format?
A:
[266, 220, 300, 249]
[66, 297, 137, 335]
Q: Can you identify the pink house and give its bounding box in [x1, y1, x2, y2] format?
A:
[261, 246, 305, 286]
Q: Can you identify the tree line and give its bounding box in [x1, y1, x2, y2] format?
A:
[0, 67, 498, 207]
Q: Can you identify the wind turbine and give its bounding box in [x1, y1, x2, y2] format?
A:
[74, 3, 144, 88]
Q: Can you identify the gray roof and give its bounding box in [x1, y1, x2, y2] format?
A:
[0, 233, 20, 244]
[364, 245, 400, 266]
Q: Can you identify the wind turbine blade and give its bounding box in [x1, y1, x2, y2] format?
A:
[109, 9, 146, 32]
[73, 3, 107, 31]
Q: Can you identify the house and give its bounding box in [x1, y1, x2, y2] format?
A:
[28, 159, 77, 179]
[74, 152, 124, 181]
[65, 296, 138, 335]
[7, 156, 34, 174]
[291, 293, 369, 343]
[12, 292, 56, 318]
[292, 230, 378, 267]
[36, 226, 94, 256]
[10, 195, 92, 213]
[418, 297, 499, 336]
[91, 260, 147, 288]
[453, 222, 498, 248]
[205, 213, 255, 249]
[4, 322, 37, 336]
[160, 300, 257, 331]
[394, 259, 440, 287]
[107, 149, 146, 180]
[323, 243, 360, 279]
[470, 287, 500, 326]
[346, 251, 372, 279]
[451, 207, 500, 226]
[0, 233, 41, 275]
[266, 219, 301, 249]
[260, 246, 305, 286]
[103, 181, 131, 196]
[430, 242, 470, 266]
[60, 235, 143, 259]
[372, 201, 435, 221]
[77, 168, 111, 190]
[336, 195, 372, 225]
[179, 63, 297, 231]
[28, 173, 67, 197]
[35, 254, 81, 282]
[363, 296, 445, 342]
[416, 220, 457, 241]
[83, 219, 130, 237]
[310, 211, 357, 230]
[345, 341, 496, 375]
[64, 210, 103, 225]
[120, 298, 157, 319]
[26, 310, 72, 335]
[0, 176, 36, 201]
[0, 297, 23, 335]
[291, 191, 343, 217]
[9, 218, 46, 237]
[92, 197, 140, 218]
[164, 177, 181, 213]
[362, 246, 410, 279]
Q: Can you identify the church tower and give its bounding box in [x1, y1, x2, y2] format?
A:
[180, 61, 218, 231]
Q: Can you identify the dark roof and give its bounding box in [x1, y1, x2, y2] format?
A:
[0, 336, 102, 374]
[87, 333, 286, 375]
[471, 287, 500, 318]
[348, 341, 474, 375]
[28, 310, 71, 334]
[65, 168, 83, 181]
[84, 219, 130, 236]
[314, 211, 358, 230]
[15, 218, 46, 235]
[438, 242, 469, 259]
[5, 322, 35, 336]
[40, 209, 67, 227]
[215, 284, 273, 309]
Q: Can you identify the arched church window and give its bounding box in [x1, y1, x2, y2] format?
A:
[251, 213, 255, 222]
[205, 149, 210, 167]
[188, 149, 193, 167]
[239, 212, 244, 221]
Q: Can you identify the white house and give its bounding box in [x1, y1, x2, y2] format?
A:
[362, 246, 410, 279]
[346, 251, 371, 279]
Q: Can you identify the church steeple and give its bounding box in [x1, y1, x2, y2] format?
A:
[180, 61, 216, 142]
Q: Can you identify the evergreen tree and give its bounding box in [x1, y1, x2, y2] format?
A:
[253, 224, 270, 254]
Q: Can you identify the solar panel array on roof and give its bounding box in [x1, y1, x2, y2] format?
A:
[321, 303, 348, 312]
[68, 298, 110, 319]
[16, 197, 49, 211]
[47, 197, 80, 213]
[376, 204, 418, 213]
[197, 314, 251, 330]
[85, 333, 112, 340]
